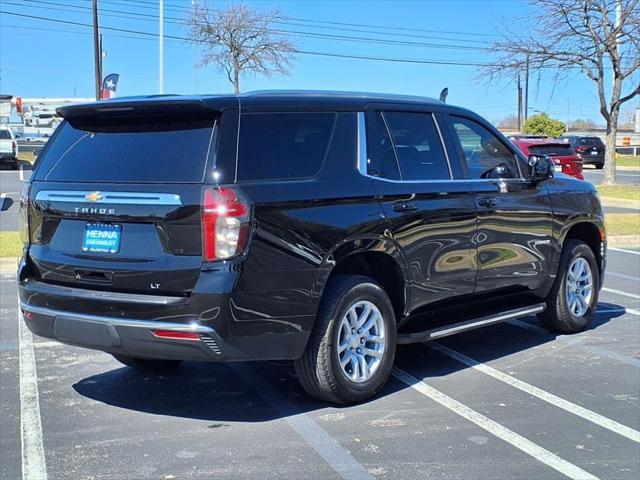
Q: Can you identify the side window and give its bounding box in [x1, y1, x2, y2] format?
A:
[450, 116, 520, 179]
[367, 111, 401, 180]
[384, 112, 450, 181]
[237, 112, 336, 181]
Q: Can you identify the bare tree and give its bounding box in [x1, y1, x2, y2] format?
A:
[484, 0, 639, 184]
[187, 3, 295, 94]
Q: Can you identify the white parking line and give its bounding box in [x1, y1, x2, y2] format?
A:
[427, 342, 640, 443]
[509, 314, 640, 367]
[602, 287, 640, 300]
[234, 364, 374, 480]
[607, 271, 639, 282]
[18, 306, 48, 480]
[392, 367, 600, 480]
[608, 247, 640, 256]
[596, 306, 640, 317]
[19, 165, 25, 182]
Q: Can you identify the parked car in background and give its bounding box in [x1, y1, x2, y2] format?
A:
[0, 126, 19, 169]
[512, 138, 584, 180]
[563, 136, 605, 169]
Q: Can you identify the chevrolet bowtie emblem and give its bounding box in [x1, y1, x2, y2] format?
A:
[85, 192, 104, 203]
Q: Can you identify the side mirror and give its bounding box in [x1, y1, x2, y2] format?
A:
[528, 155, 554, 183]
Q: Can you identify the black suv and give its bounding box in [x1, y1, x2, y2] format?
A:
[563, 135, 606, 169]
[18, 91, 606, 404]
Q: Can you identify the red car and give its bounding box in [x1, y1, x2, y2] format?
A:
[512, 138, 584, 180]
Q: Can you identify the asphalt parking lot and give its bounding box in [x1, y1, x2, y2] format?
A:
[1, 246, 639, 480]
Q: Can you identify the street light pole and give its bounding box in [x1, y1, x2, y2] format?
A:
[159, 0, 164, 94]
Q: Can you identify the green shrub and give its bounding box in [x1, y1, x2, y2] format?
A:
[523, 113, 566, 138]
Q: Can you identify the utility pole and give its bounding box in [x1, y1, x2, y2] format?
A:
[99, 33, 104, 85]
[517, 73, 523, 131]
[192, 0, 199, 94]
[159, 0, 164, 94]
[524, 53, 529, 122]
[566, 98, 570, 133]
[92, 0, 101, 100]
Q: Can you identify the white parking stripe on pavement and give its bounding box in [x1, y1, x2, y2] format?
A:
[602, 287, 640, 300]
[233, 364, 374, 480]
[596, 306, 640, 317]
[18, 306, 48, 480]
[509, 314, 640, 368]
[392, 367, 600, 480]
[427, 342, 640, 443]
[607, 271, 639, 282]
[608, 247, 640, 256]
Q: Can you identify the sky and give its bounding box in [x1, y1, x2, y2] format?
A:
[0, 0, 638, 125]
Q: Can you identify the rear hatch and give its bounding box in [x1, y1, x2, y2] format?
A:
[576, 137, 605, 157]
[26, 101, 217, 296]
[527, 143, 582, 177]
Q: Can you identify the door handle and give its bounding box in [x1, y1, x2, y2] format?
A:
[477, 196, 498, 208]
[393, 201, 418, 213]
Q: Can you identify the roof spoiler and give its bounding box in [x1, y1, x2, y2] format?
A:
[56, 98, 219, 120]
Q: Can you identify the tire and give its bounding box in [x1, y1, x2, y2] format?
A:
[294, 275, 396, 404]
[538, 239, 599, 333]
[112, 354, 182, 371]
[595, 162, 604, 170]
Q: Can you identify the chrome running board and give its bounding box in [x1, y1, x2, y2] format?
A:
[397, 303, 546, 345]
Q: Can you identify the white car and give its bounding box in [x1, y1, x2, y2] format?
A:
[0, 126, 19, 169]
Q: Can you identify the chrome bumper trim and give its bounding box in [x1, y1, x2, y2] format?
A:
[20, 303, 215, 334]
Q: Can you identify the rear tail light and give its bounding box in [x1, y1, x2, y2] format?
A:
[151, 330, 200, 341]
[202, 186, 250, 261]
[11, 141, 17, 153]
[18, 183, 30, 248]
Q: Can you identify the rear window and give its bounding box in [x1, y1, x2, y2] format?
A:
[0, 130, 11, 139]
[34, 119, 214, 183]
[579, 137, 604, 147]
[237, 112, 336, 181]
[528, 144, 574, 156]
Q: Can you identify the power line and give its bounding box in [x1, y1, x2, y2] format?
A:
[0, 10, 489, 67]
[12, 0, 491, 52]
[113, 0, 501, 38]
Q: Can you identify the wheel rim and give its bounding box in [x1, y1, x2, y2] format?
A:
[565, 257, 593, 317]
[336, 300, 386, 383]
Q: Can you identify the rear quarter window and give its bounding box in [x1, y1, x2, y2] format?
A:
[237, 112, 337, 181]
[0, 130, 12, 139]
[34, 119, 215, 183]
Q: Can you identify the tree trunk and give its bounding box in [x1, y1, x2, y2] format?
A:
[603, 111, 618, 185]
[233, 71, 240, 95]
[232, 58, 240, 94]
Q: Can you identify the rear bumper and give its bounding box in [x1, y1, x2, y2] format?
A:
[582, 154, 604, 165]
[18, 262, 315, 362]
[21, 302, 226, 362]
[0, 152, 17, 162]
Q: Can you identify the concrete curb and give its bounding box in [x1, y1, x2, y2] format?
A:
[608, 235, 640, 247]
[0, 257, 18, 274]
[600, 197, 640, 209]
